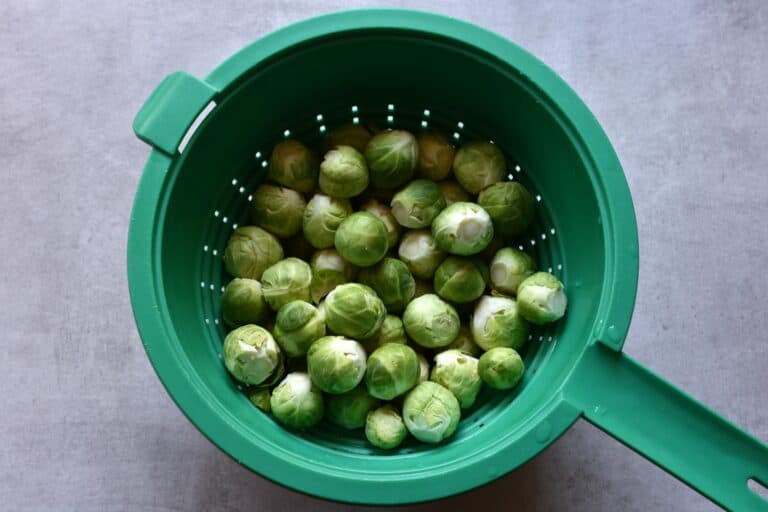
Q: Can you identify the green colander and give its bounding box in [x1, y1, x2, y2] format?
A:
[129, 9, 768, 509]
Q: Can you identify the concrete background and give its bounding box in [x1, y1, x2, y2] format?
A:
[1, 1, 766, 510]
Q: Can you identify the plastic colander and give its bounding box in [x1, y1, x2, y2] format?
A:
[128, 9, 768, 509]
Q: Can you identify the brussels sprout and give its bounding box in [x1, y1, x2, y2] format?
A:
[517, 272, 567, 324]
[334, 212, 389, 267]
[364, 130, 418, 188]
[445, 326, 481, 357]
[403, 294, 460, 348]
[250, 184, 306, 239]
[360, 199, 400, 248]
[432, 202, 494, 256]
[270, 372, 324, 429]
[282, 234, 315, 261]
[478, 347, 525, 390]
[397, 229, 446, 280]
[362, 314, 407, 353]
[302, 193, 353, 249]
[220, 278, 268, 327]
[324, 283, 386, 339]
[273, 300, 326, 357]
[433, 257, 488, 304]
[390, 179, 446, 229]
[437, 180, 471, 207]
[490, 247, 536, 295]
[417, 132, 454, 181]
[430, 350, 482, 409]
[366, 405, 407, 449]
[223, 226, 284, 280]
[358, 258, 415, 313]
[223, 325, 282, 385]
[417, 353, 430, 383]
[365, 343, 420, 400]
[247, 388, 271, 412]
[306, 336, 367, 394]
[309, 249, 355, 304]
[268, 139, 318, 194]
[471, 296, 529, 351]
[324, 123, 372, 153]
[402, 381, 460, 443]
[477, 182, 535, 237]
[452, 141, 506, 194]
[260, 257, 312, 311]
[319, 145, 369, 198]
[325, 384, 380, 429]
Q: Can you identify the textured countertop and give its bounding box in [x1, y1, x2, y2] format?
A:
[1, 1, 766, 510]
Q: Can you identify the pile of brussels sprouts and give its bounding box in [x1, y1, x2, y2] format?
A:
[219, 124, 567, 449]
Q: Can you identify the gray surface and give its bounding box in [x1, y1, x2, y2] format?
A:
[1, 1, 766, 510]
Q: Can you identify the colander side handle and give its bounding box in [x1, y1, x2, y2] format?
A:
[133, 71, 218, 156]
[564, 341, 768, 511]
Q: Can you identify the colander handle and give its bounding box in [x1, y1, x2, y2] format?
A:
[133, 71, 218, 156]
[565, 341, 768, 511]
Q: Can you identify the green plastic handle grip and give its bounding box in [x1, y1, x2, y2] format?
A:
[133, 71, 218, 156]
[565, 341, 768, 510]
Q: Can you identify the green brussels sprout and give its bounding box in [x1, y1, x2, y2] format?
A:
[251, 184, 307, 238]
[270, 372, 324, 429]
[403, 294, 460, 348]
[477, 182, 535, 237]
[433, 257, 488, 304]
[319, 145, 369, 198]
[517, 272, 567, 324]
[334, 212, 389, 267]
[445, 326, 481, 357]
[430, 349, 482, 409]
[412, 279, 434, 299]
[223, 226, 284, 280]
[324, 123, 372, 153]
[273, 300, 326, 357]
[390, 179, 446, 229]
[302, 193, 353, 249]
[490, 247, 536, 295]
[437, 180, 471, 206]
[324, 283, 386, 339]
[222, 325, 282, 385]
[268, 139, 318, 194]
[309, 249, 355, 304]
[358, 257, 415, 313]
[417, 131, 454, 181]
[247, 388, 271, 412]
[432, 202, 494, 256]
[478, 347, 525, 390]
[402, 381, 460, 443]
[359, 199, 400, 248]
[325, 384, 380, 429]
[365, 343, 420, 400]
[452, 140, 506, 194]
[306, 336, 367, 394]
[397, 229, 446, 280]
[366, 405, 408, 449]
[220, 278, 268, 327]
[471, 296, 529, 351]
[282, 234, 315, 261]
[417, 353, 430, 383]
[260, 257, 312, 311]
[364, 130, 418, 188]
[362, 314, 407, 353]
